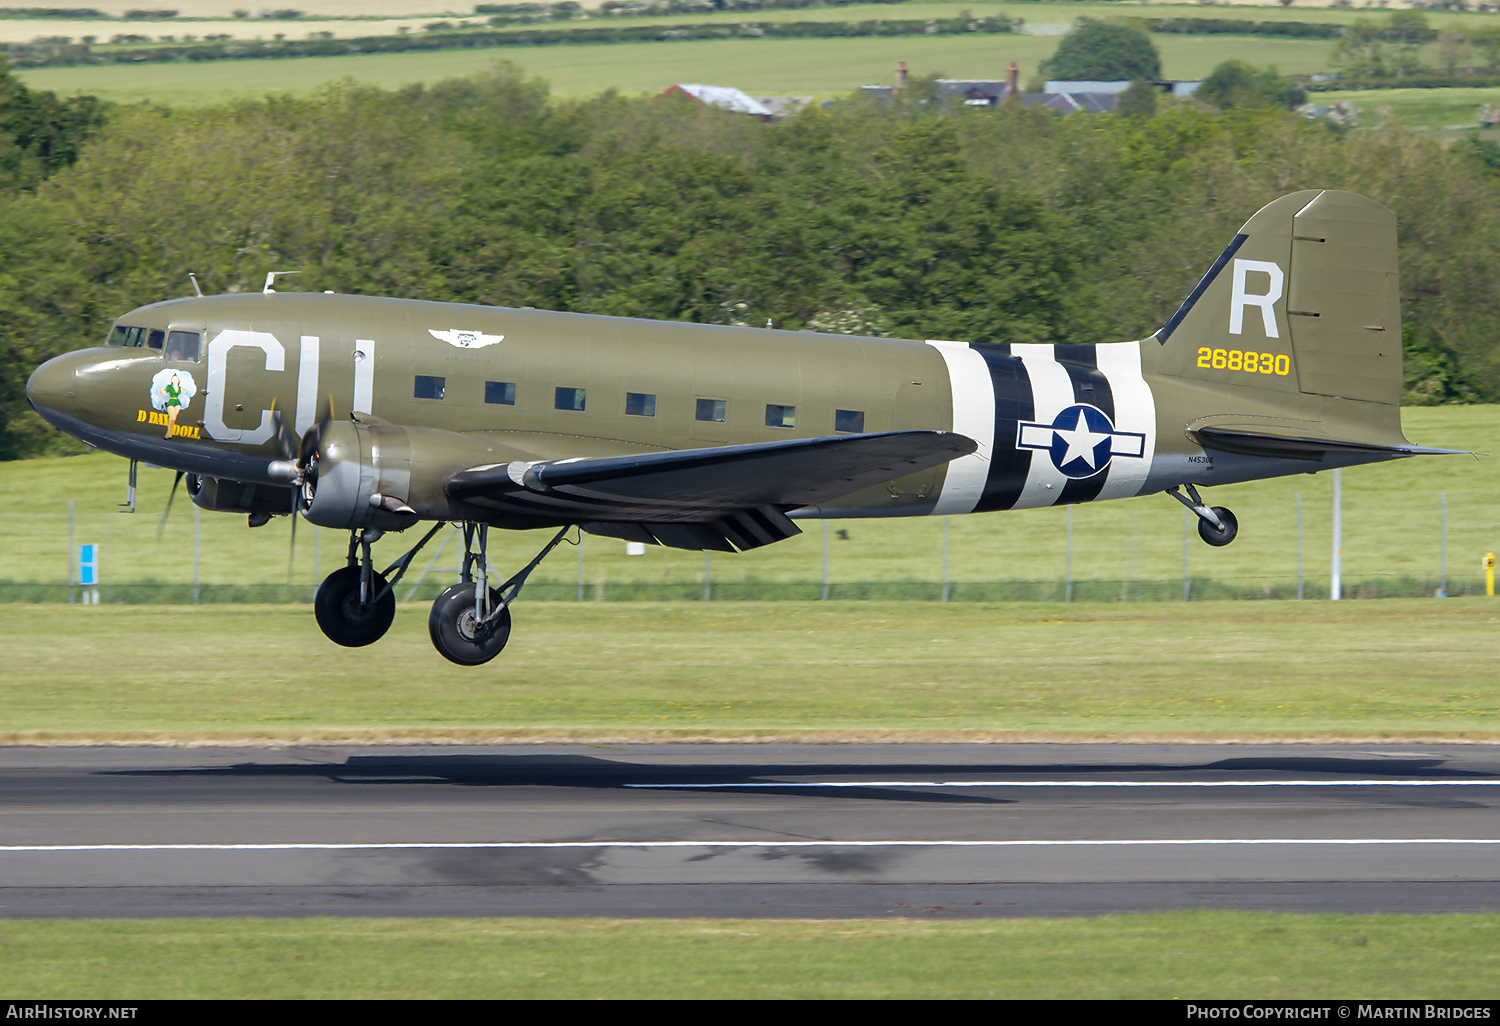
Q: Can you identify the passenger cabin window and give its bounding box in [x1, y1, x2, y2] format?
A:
[485, 381, 516, 406]
[556, 387, 586, 412]
[696, 398, 726, 423]
[165, 331, 200, 362]
[414, 375, 446, 400]
[765, 404, 796, 429]
[835, 409, 865, 433]
[625, 392, 656, 417]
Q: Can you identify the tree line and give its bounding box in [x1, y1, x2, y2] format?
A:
[2, 59, 1499, 458]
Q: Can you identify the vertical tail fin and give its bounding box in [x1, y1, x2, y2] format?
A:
[1142, 189, 1414, 452]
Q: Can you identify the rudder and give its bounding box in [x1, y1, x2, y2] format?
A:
[1284, 190, 1400, 406]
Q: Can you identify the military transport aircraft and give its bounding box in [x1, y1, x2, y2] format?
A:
[25, 189, 1461, 664]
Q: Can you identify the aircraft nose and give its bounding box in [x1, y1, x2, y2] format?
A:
[26, 354, 79, 428]
[26, 354, 75, 404]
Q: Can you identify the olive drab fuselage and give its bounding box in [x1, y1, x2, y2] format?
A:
[25, 190, 1459, 663]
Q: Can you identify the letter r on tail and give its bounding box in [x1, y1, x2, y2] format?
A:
[1229, 258, 1284, 338]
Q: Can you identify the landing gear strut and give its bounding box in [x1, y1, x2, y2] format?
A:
[311, 521, 573, 663]
[427, 523, 573, 666]
[1167, 484, 1239, 547]
[313, 522, 446, 647]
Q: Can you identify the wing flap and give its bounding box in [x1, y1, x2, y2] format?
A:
[446, 431, 977, 518]
[583, 507, 800, 552]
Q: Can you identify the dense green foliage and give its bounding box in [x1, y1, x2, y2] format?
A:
[1333, 11, 1438, 81]
[0, 57, 106, 458]
[1196, 60, 1307, 111]
[4, 61, 1500, 458]
[0, 57, 105, 189]
[1039, 22, 1161, 82]
[1142, 18, 1343, 40]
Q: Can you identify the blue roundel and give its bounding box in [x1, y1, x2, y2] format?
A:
[1046, 404, 1117, 479]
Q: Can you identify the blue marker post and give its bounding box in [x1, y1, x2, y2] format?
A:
[79, 543, 99, 605]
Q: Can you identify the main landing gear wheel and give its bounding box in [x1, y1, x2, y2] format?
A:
[314, 565, 396, 647]
[429, 583, 512, 666]
[1197, 506, 1239, 547]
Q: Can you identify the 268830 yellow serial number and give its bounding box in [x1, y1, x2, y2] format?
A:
[1197, 348, 1292, 376]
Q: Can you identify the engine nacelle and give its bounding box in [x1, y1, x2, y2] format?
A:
[187, 474, 295, 516]
[298, 419, 516, 531]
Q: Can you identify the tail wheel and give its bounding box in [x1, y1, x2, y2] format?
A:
[314, 565, 395, 647]
[1198, 506, 1239, 547]
[429, 583, 512, 666]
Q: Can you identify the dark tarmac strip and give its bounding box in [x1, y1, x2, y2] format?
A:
[1, 743, 1497, 919]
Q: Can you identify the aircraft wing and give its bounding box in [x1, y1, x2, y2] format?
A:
[445, 430, 977, 551]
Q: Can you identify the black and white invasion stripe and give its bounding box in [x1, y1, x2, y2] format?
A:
[926, 339, 1157, 513]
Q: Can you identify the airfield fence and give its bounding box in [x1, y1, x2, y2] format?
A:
[0, 576, 1487, 606]
[2, 489, 1494, 605]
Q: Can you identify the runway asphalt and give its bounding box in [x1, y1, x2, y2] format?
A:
[1, 742, 1497, 918]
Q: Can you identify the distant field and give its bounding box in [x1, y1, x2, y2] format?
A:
[7, 1, 457, 14]
[18, 30, 1343, 104]
[10, 0, 1500, 32]
[0, 0, 1409, 19]
[1317, 86, 1500, 131]
[6, 1, 1391, 104]
[0, 17, 441, 45]
[17, 0, 1500, 104]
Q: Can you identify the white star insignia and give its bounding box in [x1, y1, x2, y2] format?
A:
[1053, 409, 1111, 469]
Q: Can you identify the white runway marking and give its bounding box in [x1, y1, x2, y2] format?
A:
[2, 839, 1499, 853]
[622, 779, 1500, 789]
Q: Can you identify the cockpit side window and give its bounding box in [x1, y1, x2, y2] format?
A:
[165, 331, 201, 362]
[105, 324, 199, 360]
[108, 325, 146, 347]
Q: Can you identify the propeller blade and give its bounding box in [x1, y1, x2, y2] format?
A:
[269, 404, 298, 463]
[264, 404, 306, 489]
[157, 471, 183, 540]
[287, 498, 298, 587]
[281, 400, 336, 515]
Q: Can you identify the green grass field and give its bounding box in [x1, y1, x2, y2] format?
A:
[4, 408, 1494, 743]
[1317, 86, 1500, 130]
[2, 913, 1497, 998]
[2, 598, 1497, 742]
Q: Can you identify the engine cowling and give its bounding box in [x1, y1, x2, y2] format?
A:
[187, 474, 295, 516]
[297, 420, 516, 531]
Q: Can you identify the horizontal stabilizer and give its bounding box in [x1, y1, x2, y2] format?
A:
[446, 430, 978, 522]
[1191, 426, 1468, 462]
